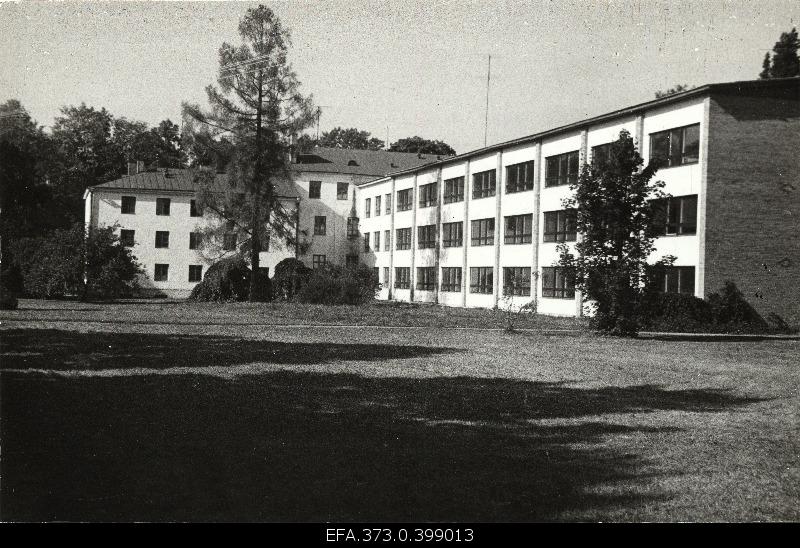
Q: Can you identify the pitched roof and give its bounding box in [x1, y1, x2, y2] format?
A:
[294, 147, 442, 176]
[91, 168, 300, 198]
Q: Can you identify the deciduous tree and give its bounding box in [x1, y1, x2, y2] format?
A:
[388, 136, 455, 156]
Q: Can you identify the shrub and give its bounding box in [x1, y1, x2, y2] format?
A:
[189, 257, 251, 302]
[297, 263, 379, 305]
[272, 258, 311, 300]
[1, 268, 19, 310]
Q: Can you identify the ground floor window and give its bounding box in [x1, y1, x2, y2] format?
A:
[395, 267, 410, 289]
[154, 264, 169, 282]
[441, 267, 462, 292]
[470, 267, 493, 294]
[541, 267, 574, 299]
[416, 267, 436, 291]
[652, 265, 695, 295]
[312, 255, 326, 269]
[503, 267, 531, 296]
[189, 265, 203, 282]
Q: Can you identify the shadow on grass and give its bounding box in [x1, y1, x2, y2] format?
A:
[0, 329, 762, 522]
[639, 334, 800, 342]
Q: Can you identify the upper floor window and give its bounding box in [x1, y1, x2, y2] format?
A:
[471, 218, 495, 246]
[309, 181, 322, 199]
[314, 215, 327, 236]
[337, 182, 348, 200]
[385, 193, 392, 214]
[591, 143, 614, 168]
[384, 230, 390, 251]
[396, 227, 412, 250]
[543, 209, 577, 242]
[346, 254, 359, 268]
[418, 182, 437, 208]
[189, 232, 202, 250]
[649, 123, 700, 168]
[346, 217, 359, 239]
[444, 176, 464, 204]
[541, 267, 575, 299]
[472, 169, 496, 199]
[375, 195, 381, 216]
[374, 231, 381, 251]
[504, 214, 533, 245]
[121, 196, 136, 214]
[545, 151, 579, 188]
[156, 198, 171, 216]
[155, 231, 170, 248]
[503, 267, 531, 296]
[120, 229, 135, 247]
[190, 199, 203, 217]
[365, 198, 371, 218]
[442, 221, 463, 248]
[312, 254, 327, 269]
[652, 195, 697, 236]
[364, 232, 371, 252]
[506, 161, 535, 193]
[397, 189, 412, 211]
[223, 232, 238, 251]
[189, 265, 203, 283]
[418, 225, 436, 249]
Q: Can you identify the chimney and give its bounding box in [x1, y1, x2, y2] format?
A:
[127, 162, 136, 176]
[136, 160, 145, 174]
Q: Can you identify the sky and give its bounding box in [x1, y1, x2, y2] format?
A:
[1, 0, 798, 154]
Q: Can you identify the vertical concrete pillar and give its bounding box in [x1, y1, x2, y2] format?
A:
[462, 160, 471, 307]
[493, 150, 503, 308]
[410, 173, 418, 302]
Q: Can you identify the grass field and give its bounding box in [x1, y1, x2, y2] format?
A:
[1, 300, 798, 522]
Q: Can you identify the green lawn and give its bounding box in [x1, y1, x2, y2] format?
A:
[1, 300, 797, 522]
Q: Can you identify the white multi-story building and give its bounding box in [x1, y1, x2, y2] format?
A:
[356, 77, 800, 324]
[84, 147, 437, 297]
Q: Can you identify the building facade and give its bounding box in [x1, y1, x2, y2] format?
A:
[84, 148, 437, 297]
[356, 78, 799, 324]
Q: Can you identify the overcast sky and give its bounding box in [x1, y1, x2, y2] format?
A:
[2, 0, 798, 154]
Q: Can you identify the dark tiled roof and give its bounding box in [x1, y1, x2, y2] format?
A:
[294, 147, 441, 176]
[92, 168, 300, 198]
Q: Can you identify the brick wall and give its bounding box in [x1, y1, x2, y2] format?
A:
[705, 81, 800, 326]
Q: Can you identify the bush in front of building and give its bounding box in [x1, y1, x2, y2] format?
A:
[188, 257, 251, 302]
[272, 258, 311, 300]
[296, 263, 379, 306]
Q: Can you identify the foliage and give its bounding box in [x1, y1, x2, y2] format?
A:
[297, 263, 379, 305]
[759, 27, 799, 79]
[9, 223, 141, 300]
[272, 258, 311, 300]
[182, 4, 315, 301]
[0, 265, 20, 310]
[557, 129, 667, 337]
[388, 136, 455, 156]
[315, 127, 384, 150]
[654, 84, 694, 98]
[188, 257, 251, 302]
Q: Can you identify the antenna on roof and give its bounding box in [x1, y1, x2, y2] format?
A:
[484, 54, 491, 147]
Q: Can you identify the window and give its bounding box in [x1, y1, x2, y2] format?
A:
[472, 169, 496, 199]
[375, 195, 381, 216]
[652, 266, 695, 295]
[441, 267, 462, 292]
[384, 230, 390, 251]
[545, 151, 579, 187]
[120, 229, 135, 247]
[418, 225, 436, 249]
[223, 232, 237, 251]
[418, 182, 437, 208]
[190, 199, 202, 217]
[337, 182, 348, 200]
[347, 217, 359, 239]
[503, 267, 531, 296]
[309, 180, 322, 199]
[374, 231, 380, 251]
[650, 123, 700, 168]
[397, 189, 412, 211]
[154, 263, 169, 282]
[652, 195, 697, 236]
[189, 232, 202, 250]
[383, 267, 389, 286]
[346, 255, 358, 268]
[189, 265, 203, 283]
[385, 193, 391, 214]
[506, 161, 535, 193]
[470, 267, 493, 294]
[591, 143, 613, 168]
[364, 232, 371, 252]
[542, 267, 575, 299]
[543, 210, 578, 242]
[312, 254, 327, 269]
[121, 196, 136, 214]
[396, 228, 411, 250]
[442, 221, 463, 248]
[394, 267, 410, 289]
[415, 267, 436, 291]
[156, 198, 171, 216]
[155, 231, 169, 248]
[314, 215, 327, 236]
[471, 218, 495, 246]
[504, 214, 533, 244]
[365, 198, 371, 218]
[443, 176, 464, 204]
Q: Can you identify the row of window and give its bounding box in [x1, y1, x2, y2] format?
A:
[120, 197, 203, 217]
[151, 264, 204, 283]
[120, 230, 238, 251]
[308, 181, 351, 201]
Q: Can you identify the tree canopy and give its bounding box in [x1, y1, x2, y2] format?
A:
[388, 136, 455, 156]
[316, 127, 384, 150]
[654, 84, 694, 99]
[759, 27, 799, 79]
